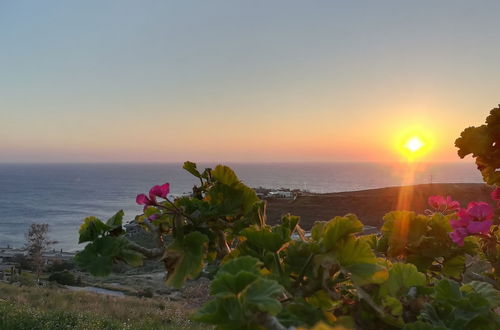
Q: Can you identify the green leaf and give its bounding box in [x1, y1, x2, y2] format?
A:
[75, 236, 123, 276]
[322, 214, 364, 250]
[403, 321, 447, 330]
[379, 263, 426, 297]
[278, 298, 325, 327]
[193, 298, 228, 324]
[78, 217, 110, 243]
[241, 277, 284, 315]
[219, 256, 263, 276]
[305, 290, 337, 310]
[118, 248, 144, 267]
[106, 210, 124, 228]
[311, 221, 327, 242]
[336, 237, 388, 285]
[241, 225, 290, 252]
[442, 255, 465, 278]
[207, 165, 260, 216]
[211, 165, 240, 186]
[281, 214, 300, 233]
[193, 294, 245, 328]
[381, 296, 403, 317]
[183, 161, 202, 178]
[434, 278, 462, 303]
[165, 231, 209, 288]
[381, 211, 428, 257]
[463, 281, 500, 306]
[211, 271, 258, 295]
[455, 125, 491, 158]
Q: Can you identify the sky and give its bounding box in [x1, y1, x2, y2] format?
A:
[1, 1, 499, 163]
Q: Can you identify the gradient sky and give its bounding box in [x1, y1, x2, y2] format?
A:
[1, 1, 499, 163]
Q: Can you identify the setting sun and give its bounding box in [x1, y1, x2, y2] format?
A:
[405, 137, 425, 152]
[395, 131, 432, 161]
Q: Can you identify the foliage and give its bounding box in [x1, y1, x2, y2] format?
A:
[25, 223, 56, 282]
[74, 108, 500, 329]
[46, 259, 76, 273]
[0, 282, 202, 330]
[48, 271, 77, 286]
[404, 279, 500, 330]
[455, 105, 500, 186]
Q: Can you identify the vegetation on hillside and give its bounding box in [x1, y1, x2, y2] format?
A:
[72, 106, 500, 328]
[0, 282, 202, 330]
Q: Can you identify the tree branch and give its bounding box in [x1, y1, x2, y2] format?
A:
[257, 313, 287, 330]
[126, 240, 164, 258]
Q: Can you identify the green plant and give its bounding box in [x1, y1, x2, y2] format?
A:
[455, 105, 500, 186]
[75, 108, 500, 329]
[48, 271, 76, 286]
[404, 279, 500, 329]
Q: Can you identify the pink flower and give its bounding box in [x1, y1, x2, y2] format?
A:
[449, 227, 468, 246]
[467, 219, 493, 234]
[136, 193, 156, 206]
[149, 183, 170, 199]
[136, 183, 170, 207]
[492, 187, 500, 200]
[428, 195, 460, 212]
[492, 187, 500, 207]
[449, 201, 493, 245]
[465, 202, 493, 222]
[148, 214, 159, 222]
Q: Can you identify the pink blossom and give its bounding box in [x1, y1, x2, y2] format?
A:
[149, 183, 170, 199]
[449, 201, 493, 245]
[428, 195, 460, 212]
[136, 183, 170, 207]
[492, 187, 500, 207]
[449, 227, 468, 246]
[467, 219, 493, 234]
[148, 214, 159, 222]
[465, 202, 493, 222]
[136, 193, 156, 206]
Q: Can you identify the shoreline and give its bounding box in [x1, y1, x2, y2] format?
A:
[1, 182, 493, 252]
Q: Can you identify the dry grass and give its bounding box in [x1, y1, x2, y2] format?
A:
[0, 282, 205, 329]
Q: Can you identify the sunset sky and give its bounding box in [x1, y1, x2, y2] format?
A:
[1, 1, 499, 163]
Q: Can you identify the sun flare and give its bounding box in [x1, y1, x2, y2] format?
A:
[395, 130, 432, 161]
[405, 137, 424, 153]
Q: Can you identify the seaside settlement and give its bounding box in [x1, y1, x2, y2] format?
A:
[0, 246, 74, 282]
[0, 188, 298, 285]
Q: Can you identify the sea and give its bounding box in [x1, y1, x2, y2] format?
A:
[0, 162, 482, 251]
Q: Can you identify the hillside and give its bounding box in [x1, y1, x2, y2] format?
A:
[0, 282, 201, 330]
[266, 183, 495, 228]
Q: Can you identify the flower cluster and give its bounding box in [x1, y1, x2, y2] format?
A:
[427, 195, 460, 212]
[449, 201, 493, 246]
[136, 183, 170, 207]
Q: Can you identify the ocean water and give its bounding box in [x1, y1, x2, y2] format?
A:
[0, 162, 482, 251]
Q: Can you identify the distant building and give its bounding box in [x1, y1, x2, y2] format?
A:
[0, 246, 74, 267]
[0, 247, 27, 264]
[0, 264, 17, 282]
[268, 191, 293, 198]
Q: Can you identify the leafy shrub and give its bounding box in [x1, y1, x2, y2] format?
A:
[48, 271, 76, 286]
[9, 272, 36, 287]
[74, 108, 500, 329]
[46, 259, 75, 273]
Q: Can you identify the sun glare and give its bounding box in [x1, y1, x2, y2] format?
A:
[405, 137, 424, 153]
[395, 131, 431, 161]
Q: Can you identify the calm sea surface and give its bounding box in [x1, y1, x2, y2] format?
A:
[0, 162, 482, 251]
